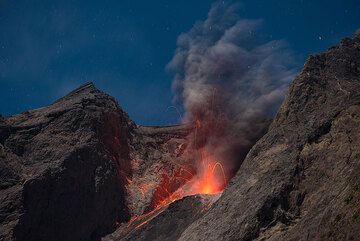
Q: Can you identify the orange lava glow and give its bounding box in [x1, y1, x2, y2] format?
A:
[125, 119, 229, 230]
[148, 148, 227, 211]
[183, 149, 227, 196]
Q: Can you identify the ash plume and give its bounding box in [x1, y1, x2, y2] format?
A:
[168, 1, 299, 177]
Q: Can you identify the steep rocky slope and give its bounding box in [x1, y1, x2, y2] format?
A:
[178, 30, 360, 241]
[0, 83, 192, 241]
[104, 194, 220, 241]
[0, 83, 134, 241]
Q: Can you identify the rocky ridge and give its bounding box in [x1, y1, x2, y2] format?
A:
[0, 83, 192, 241]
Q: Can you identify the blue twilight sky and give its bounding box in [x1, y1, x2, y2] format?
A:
[0, 0, 359, 125]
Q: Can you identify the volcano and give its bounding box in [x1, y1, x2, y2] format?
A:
[0, 82, 237, 241]
[1, 30, 360, 241]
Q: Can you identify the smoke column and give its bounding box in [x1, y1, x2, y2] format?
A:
[168, 1, 299, 182]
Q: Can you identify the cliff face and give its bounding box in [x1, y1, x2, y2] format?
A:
[0, 83, 193, 241]
[178, 31, 360, 241]
[0, 83, 134, 241]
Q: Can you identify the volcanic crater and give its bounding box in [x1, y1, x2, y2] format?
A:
[1, 30, 360, 241]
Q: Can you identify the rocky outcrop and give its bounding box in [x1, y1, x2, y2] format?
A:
[0, 83, 135, 241]
[0, 82, 194, 241]
[178, 31, 360, 241]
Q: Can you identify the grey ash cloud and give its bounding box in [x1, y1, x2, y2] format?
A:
[168, 1, 299, 174]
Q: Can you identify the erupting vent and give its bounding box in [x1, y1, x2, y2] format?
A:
[125, 150, 228, 230]
[123, 119, 232, 231]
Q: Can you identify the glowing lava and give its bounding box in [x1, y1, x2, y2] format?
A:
[125, 119, 229, 230]
[183, 149, 227, 196]
[125, 152, 227, 230]
[149, 148, 227, 210]
[197, 162, 225, 194]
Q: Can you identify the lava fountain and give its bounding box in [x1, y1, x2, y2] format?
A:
[147, 146, 228, 212]
[181, 148, 227, 196]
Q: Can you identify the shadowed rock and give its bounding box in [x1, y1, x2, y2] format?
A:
[0, 83, 134, 241]
[0, 82, 193, 241]
[104, 194, 220, 241]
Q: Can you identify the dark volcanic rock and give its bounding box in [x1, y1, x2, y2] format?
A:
[103, 194, 220, 241]
[0, 82, 193, 241]
[178, 30, 360, 240]
[0, 83, 134, 241]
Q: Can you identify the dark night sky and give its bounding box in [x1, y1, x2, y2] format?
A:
[1, 0, 359, 125]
